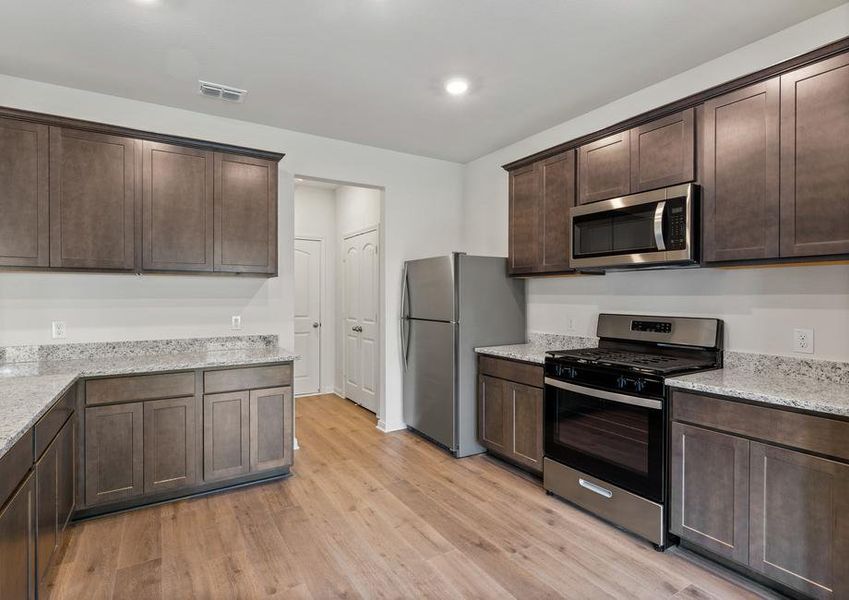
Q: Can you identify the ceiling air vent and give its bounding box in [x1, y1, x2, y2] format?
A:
[198, 80, 247, 103]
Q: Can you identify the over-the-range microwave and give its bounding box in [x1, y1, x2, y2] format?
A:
[570, 183, 698, 270]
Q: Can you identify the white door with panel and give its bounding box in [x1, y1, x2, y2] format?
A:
[343, 229, 379, 413]
[294, 238, 322, 396]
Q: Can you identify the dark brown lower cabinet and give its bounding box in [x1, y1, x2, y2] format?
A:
[749, 442, 849, 600]
[477, 357, 543, 474]
[36, 416, 75, 594]
[249, 386, 293, 472]
[0, 472, 35, 599]
[143, 396, 197, 493]
[672, 390, 849, 599]
[203, 391, 250, 481]
[84, 402, 144, 506]
[670, 422, 749, 564]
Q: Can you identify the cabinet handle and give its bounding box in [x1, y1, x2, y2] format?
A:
[579, 478, 613, 499]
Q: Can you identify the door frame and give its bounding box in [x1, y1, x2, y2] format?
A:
[342, 225, 380, 412]
[294, 235, 325, 397]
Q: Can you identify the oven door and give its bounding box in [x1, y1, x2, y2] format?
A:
[544, 378, 664, 502]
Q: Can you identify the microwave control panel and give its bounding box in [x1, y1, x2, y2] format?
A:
[666, 198, 687, 250]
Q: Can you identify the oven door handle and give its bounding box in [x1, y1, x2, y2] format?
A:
[653, 200, 667, 252]
[544, 378, 663, 410]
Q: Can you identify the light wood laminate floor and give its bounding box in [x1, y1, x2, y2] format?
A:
[43, 394, 772, 599]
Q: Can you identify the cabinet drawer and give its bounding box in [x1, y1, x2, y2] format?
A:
[478, 355, 542, 388]
[35, 384, 76, 459]
[86, 372, 195, 406]
[0, 429, 33, 510]
[203, 364, 292, 394]
[672, 390, 849, 462]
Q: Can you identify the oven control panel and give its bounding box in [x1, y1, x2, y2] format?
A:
[665, 197, 687, 251]
[631, 320, 672, 334]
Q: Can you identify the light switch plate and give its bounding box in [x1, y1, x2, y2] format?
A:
[231, 315, 242, 330]
[792, 328, 814, 354]
[51, 321, 67, 339]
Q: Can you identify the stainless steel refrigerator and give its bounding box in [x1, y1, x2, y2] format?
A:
[401, 253, 526, 457]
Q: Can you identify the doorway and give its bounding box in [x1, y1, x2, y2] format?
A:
[293, 178, 382, 416]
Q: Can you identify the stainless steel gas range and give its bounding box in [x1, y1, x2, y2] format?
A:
[543, 313, 723, 549]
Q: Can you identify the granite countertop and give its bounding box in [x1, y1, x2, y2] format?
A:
[475, 332, 597, 365]
[0, 346, 298, 460]
[666, 367, 849, 418]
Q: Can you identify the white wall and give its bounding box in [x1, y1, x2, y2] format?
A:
[461, 4, 849, 362]
[294, 185, 337, 394]
[0, 75, 464, 430]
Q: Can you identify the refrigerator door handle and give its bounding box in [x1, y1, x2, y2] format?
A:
[400, 262, 409, 371]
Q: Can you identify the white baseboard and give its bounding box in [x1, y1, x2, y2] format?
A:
[376, 419, 407, 433]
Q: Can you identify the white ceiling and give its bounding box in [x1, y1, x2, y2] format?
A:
[0, 1, 843, 162]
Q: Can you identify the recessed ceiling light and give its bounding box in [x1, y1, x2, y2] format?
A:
[444, 78, 469, 96]
[295, 178, 304, 183]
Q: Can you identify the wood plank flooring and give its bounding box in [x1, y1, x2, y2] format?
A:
[43, 394, 774, 599]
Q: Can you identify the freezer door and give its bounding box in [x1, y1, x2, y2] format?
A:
[404, 255, 456, 322]
[402, 319, 456, 450]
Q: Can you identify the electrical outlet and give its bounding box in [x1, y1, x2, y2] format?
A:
[51, 321, 67, 339]
[792, 328, 814, 354]
[231, 315, 242, 330]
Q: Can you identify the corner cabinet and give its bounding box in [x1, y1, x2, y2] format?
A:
[477, 355, 543, 474]
[671, 390, 849, 599]
[0, 107, 282, 275]
[507, 150, 575, 276]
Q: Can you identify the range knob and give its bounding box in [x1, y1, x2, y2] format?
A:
[616, 375, 627, 389]
[634, 379, 647, 393]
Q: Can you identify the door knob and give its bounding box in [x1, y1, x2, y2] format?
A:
[352, 325, 363, 332]
[312, 322, 320, 328]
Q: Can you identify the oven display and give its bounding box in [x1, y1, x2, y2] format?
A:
[631, 320, 672, 334]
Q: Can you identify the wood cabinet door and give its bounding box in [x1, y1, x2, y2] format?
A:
[0, 118, 49, 267]
[49, 127, 139, 270]
[143, 396, 197, 493]
[249, 386, 293, 472]
[214, 152, 278, 274]
[56, 417, 75, 533]
[35, 437, 59, 588]
[577, 131, 631, 204]
[84, 403, 144, 506]
[0, 472, 35, 600]
[203, 391, 250, 481]
[780, 52, 849, 258]
[630, 108, 695, 192]
[506, 381, 543, 473]
[142, 141, 214, 272]
[478, 375, 508, 454]
[749, 442, 849, 599]
[670, 422, 749, 564]
[507, 162, 541, 274]
[539, 151, 575, 273]
[702, 79, 780, 262]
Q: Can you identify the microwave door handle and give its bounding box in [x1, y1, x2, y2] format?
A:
[653, 201, 666, 252]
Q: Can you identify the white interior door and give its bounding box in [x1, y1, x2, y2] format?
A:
[294, 238, 322, 396]
[343, 228, 379, 413]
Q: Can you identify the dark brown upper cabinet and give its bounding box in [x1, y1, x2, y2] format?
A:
[49, 127, 139, 270]
[577, 130, 630, 204]
[507, 162, 541, 274]
[507, 150, 575, 276]
[0, 118, 49, 268]
[214, 152, 278, 275]
[142, 141, 214, 272]
[702, 79, 780, 262]
[780, 52, 849, 259]
[630, 109, 695, 193]
[578, 109, 694, 205]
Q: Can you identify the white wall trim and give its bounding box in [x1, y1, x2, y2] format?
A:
[343, 224, 380, 240]
[376, 419, 407, 433]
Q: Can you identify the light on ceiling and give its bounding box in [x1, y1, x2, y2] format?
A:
[295, 178, 304, 183]
[444, 78, 469, 96]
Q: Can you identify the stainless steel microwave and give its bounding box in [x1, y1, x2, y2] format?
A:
[569, 183, 697, 269]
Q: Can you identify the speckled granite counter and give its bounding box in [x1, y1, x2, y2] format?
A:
[667, 351, 849, 418]
[0, 343, 298, 460]
[475, 332, 597, 364]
